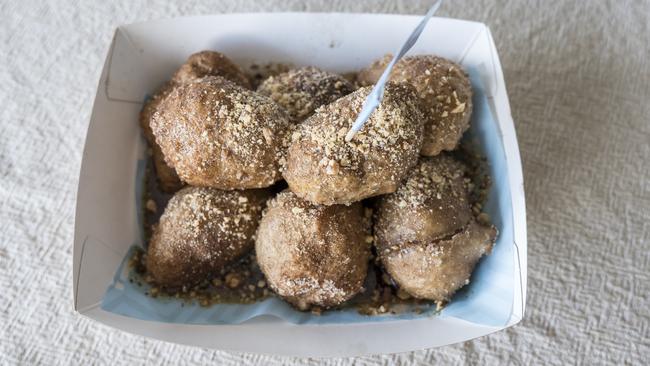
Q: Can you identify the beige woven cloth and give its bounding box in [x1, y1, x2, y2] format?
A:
[1, 0, 648, 364]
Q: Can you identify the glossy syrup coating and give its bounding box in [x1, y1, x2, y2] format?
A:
[283, 82, 424, 205]
[358, 54, 473, 156]
[150, 76, 293, 189]
[257, 66, 354, 122]
[255, 191, 371, 310]
[146, 186, 270, 288]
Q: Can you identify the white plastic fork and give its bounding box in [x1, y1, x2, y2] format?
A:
[345, 0, 443, 142]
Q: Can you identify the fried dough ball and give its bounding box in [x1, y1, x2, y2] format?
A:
[139, 82, 184, 192]
[257, 67, 354, 122]
[380, 220, 496, 302]
[358, 55, 473, 156]
[283, 82, 424, 205]
[374, 154, 496, 302]
[374, 155, 472, 245]
[140, 51, 251, 191]
[255, 191, 371, 310]
[146, 186, 269, 288]
[150, 76, 293, 189]
[171, 50, 252, 89]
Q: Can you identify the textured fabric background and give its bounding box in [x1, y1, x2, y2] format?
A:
[1, 0, 648, 364]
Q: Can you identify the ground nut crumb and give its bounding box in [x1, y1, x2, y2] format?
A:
[145, 199, 157, 212]
[225, 273, 242, 288]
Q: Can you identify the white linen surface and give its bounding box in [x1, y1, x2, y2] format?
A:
[0, 0, 648, 364]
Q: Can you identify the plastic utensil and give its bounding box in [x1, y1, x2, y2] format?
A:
[345, 0, 443, 142]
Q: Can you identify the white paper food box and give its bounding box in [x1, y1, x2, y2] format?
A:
[74, 13, 527, 357]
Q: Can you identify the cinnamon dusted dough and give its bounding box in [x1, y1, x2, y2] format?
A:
[146, 186, 269, 288]
[172, 50, 252, 89]
[358, 55, 473, 156]
[283, 82, 424, 205]
[255, 191, 371, 310]
[374, 154, 496, 302]
[257, 67, 354, 122]
[139, 82, 184, 192]
[139, 51, 253, 192]
[374, 154, 473, 245]
[150, 76, 292, 189]
[379, 220, 496, 302]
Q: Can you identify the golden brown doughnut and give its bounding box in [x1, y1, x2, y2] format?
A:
[283, 82, 424, 205]
[374, 154, 472, 245]
[150, 76, 292, 189]
[171, 50, 252, 89]
[257, 67, 354, 122]
[255, 191, 371, 310]
[374, 154, 496, 302]
[139, 82, 184, 192]
[146, 186, 269, 288]
[358, 55, 472, 156]
[379, 220, 496, 302]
